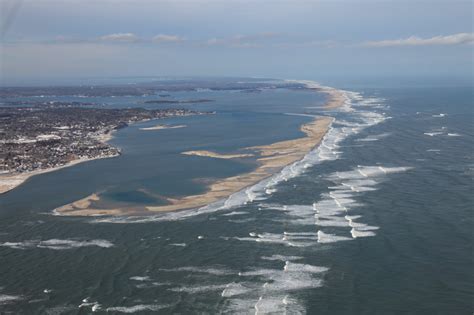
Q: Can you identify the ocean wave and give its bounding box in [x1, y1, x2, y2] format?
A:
[249, 165, 411, 247]
[160, 266, 234, 276]
[260, 255, 304, 261]
[424, 132, 444, 137]
[317, 231, 352, 243]
[221, 283, 253, 297]
[106, 304, 170, 313]
[0, 239, 114, 250]
[129, 276, 150, 281]
[158, 257, 328, 314]
[356, 132, 392, 142]
[0, 294, 22, 305]
[170, 284, 229, 293]
[222, 211, 248, 216]
[168, 243, 186, 247]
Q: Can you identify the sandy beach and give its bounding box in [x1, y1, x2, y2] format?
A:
[144, 116, 334, 212]
[53, 85, 346, 216]
[140, 124, 186, 131]
[182, 150, 254, 159]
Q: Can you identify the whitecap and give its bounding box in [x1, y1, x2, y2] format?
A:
[221, 283, 252, 297]
[424, 132, 443, 137]
[170, 284, 229, 293]
[317, 231, 352, 243]
[168, 243, 186, 247]
[222, 211, 248, 216]
[106, 304, 169, 313]
[129, 276, 150, 281]
[351, 228, 376, 238]
[0, 294, 22, 304]
[356, 132, 391, 142]
[160, 266, 233, 276]
[0, 239, 113, 250]
[261, 255, 304, 261]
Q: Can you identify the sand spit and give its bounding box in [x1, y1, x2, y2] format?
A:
[145, 116, 333, 212]
[182, 151, 254, 159]
[140, 124, 186, 131]
[54, 84, 347, 216]
[55, 116, 333, 216]
[323, 88, 348, 109]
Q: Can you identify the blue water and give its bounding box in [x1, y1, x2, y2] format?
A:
[0, 81, 472, 314]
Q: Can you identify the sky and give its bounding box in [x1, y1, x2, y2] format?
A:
[0, 0, 472, 85]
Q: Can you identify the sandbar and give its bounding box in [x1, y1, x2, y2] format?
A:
[182, 150, 254, 159]
[140, 124, 186, 131]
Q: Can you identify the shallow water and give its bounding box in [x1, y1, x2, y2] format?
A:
[0, 82, 472, 314]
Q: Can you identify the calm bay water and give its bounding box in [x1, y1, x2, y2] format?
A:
[0, 82, 472, 314]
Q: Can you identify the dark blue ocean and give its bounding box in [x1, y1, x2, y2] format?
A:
[0, 80, 472, 314]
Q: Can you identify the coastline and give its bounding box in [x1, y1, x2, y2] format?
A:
[144, 116, 334, 213]
[0, 113, 204, 195]
[0, 153, 119, 195]
[0, 125, 120, 195]
[54, 84, 347, 216]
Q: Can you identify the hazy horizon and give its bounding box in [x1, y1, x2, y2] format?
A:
[1, 0, 472, 86]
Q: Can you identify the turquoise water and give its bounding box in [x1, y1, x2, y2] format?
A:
[0, 82, 472, 314]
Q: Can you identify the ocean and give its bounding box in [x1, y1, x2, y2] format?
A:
[0, 80, 472, 314]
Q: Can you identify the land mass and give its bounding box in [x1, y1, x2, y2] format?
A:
[0, 79, 299, 98]
[54, 85, 346, 216]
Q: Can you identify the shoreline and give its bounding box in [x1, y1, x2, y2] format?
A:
[0, 125, 121, 195]
[54, 84, 347, 216]
[0, 113, 207, 195]
[0, 153, 119, 195]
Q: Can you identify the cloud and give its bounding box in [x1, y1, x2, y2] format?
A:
[206, 32, 281, 48]
[152, 34, 184, 43]
[363, 33, 474, 47]
[99, 33, 139, 43]
[207, 38, 219, 45]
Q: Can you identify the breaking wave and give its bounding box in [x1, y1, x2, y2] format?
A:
[0, 239, 114, 250]
[105, 304, 170, 313]
[92, 81, 390, 224]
